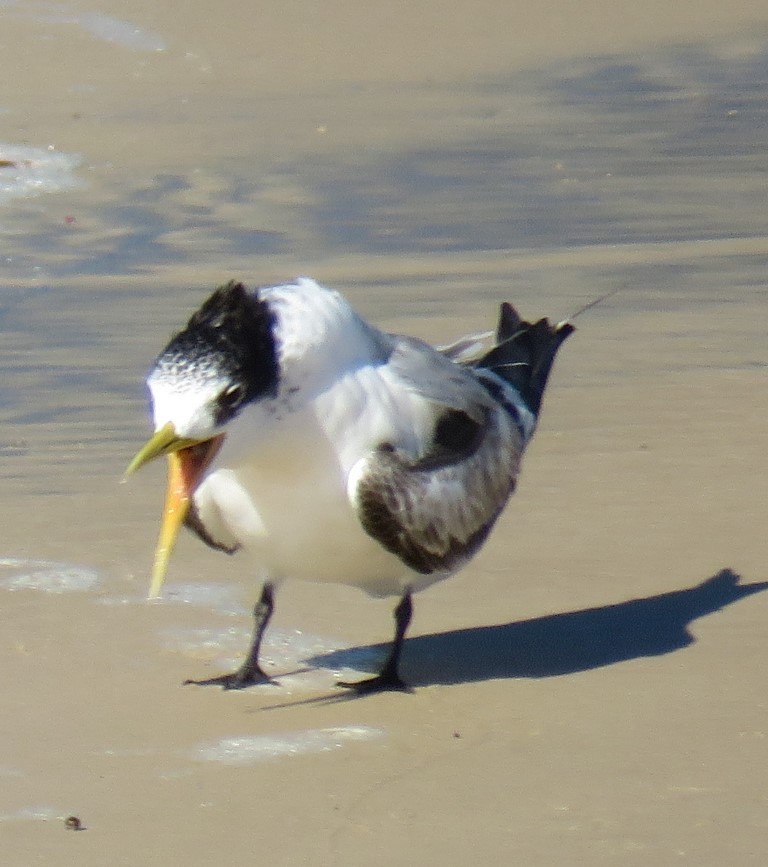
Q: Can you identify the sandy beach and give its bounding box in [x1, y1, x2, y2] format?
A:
[1, 1, 768, 864]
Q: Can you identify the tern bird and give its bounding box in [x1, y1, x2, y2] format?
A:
[127, 278, 573, 693]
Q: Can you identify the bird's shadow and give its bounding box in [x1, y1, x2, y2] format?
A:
[307, 569, 768, 687]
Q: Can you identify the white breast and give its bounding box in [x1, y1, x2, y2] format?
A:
[191, 376, 443, 598]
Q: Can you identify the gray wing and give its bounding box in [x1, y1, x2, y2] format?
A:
[436, 330, 493, 363]
[384, 334, 499, 423]
[354, 335, 524, 574]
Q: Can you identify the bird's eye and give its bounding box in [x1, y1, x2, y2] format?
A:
[224, 385, 243, 403]
[215, 383, 246, 423]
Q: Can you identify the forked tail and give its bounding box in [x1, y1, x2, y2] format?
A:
[476, 303, 574, 416]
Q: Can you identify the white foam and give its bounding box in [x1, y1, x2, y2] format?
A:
[194, 726, 382, 765]
[162, 621, 382, 692]
[104, 580, 382, 690]
[67, 12, 166, 51]
[0, 805, 61, 822]
[156, 581, 249, 615]
[0, 558, 98, 593]
[97, 581, 248, 614]
[0, 2, 166, 52]
[0, 144, 81, 207]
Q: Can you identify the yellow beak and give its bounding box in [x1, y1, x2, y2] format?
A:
[126, 423, 223, 599]
[124, 422, 203, 477]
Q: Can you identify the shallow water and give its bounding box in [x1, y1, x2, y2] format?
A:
[1, 3, 768, 863]
[2, 35, 767, 503]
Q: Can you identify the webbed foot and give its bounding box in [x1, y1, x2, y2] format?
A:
[184, 663, 277, 690]
[337, 671, 412, 695]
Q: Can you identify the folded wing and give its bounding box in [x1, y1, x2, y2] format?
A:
[351, 303, 574, 576]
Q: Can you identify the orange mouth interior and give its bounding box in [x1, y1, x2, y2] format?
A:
[148, 435, 224, 598]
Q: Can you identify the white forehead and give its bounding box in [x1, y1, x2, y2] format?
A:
[147, 372, 224, 438]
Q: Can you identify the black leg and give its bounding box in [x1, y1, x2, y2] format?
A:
[185, 582, 277, 690]
[339, 591, 414, 694]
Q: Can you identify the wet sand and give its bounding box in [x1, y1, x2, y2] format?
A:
[2, 1, 768, 864]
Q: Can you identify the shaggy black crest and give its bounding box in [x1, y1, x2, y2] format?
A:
[159, 281, 279, 425]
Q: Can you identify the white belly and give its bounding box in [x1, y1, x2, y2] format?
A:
[190, 378, 453, 597]
[193, 448, 438, 598]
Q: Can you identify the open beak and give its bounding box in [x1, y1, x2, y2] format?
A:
[125, 422, 224, 599]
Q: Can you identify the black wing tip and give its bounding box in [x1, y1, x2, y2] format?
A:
[497, 302, 576, 344]
[496, 302, 523, 343]
[531, 316, 576, 351]
[481, 303, 575, 417]
[555, 319, 576, 339]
